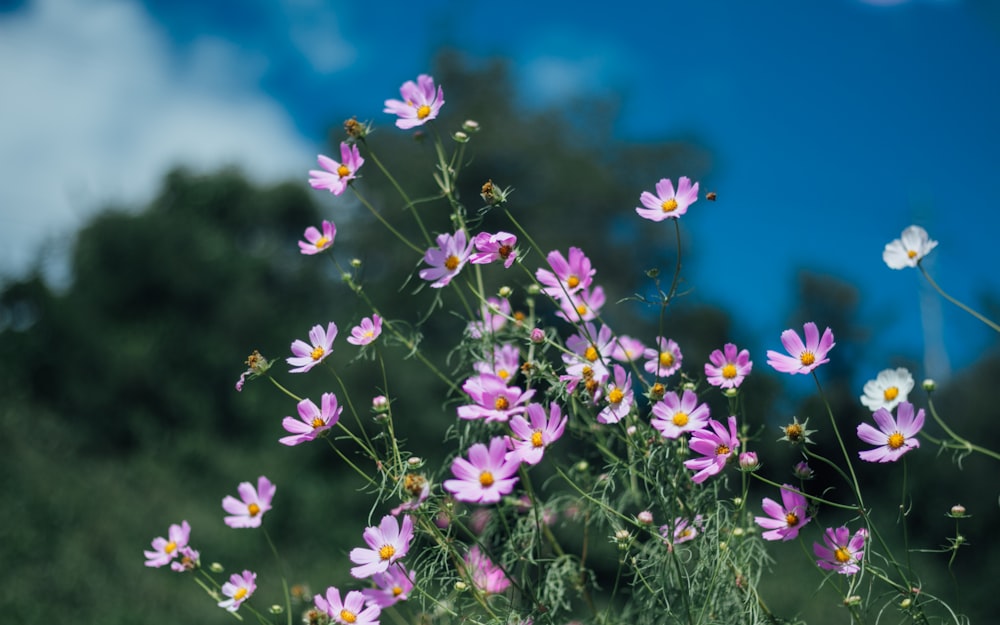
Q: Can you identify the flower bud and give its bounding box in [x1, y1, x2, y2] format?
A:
[210, 562, 224, 573]
[739, 452, 760, 472]
[682, 382, 697, 391]
[526, 284, 541, 295]
[454, 581, 468, 591]
[649, 382, 665, 400]
[949, 504, 967, 518]
[372, 395, 389, 412]
[350, 258, 362, 268]
[922, 378, 936, 392]
[269, 604, 284, 614]
[462, 119, 480, 133]
[407, 457, 423, 467]
[792, 461, 814, 480]
[498, 286, 512, 298]
[530, 328, 545, 344]
[574, 460, 589, 472]
[452, 131, 469, 143]
[636, 510, 654, 525]
[723, 388, 739, 398]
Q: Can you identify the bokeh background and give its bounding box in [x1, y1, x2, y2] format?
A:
[2, 0, 999, 623]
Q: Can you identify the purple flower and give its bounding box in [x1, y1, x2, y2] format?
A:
[651, 389, 710, 440]
[316, 587, 381, 625]
[857, 401, 924, 463]
[683, 415, 739, 483]
[466, 297, 511, 339]
[347, 314, 383, 346]
[419, 230, 472, 288]
[610, 335, 646, 362]
[299, 219, 337, 255]
[554, 283, 606, 323]
[505, 402, 567, 466]
[704, 343, 753, 389]
[469, 231, 518, 268]
[643, 336, 683, 377]
[598, 365, 635, 424]
[361, 565, 414, 608]
[170, 545, 200, 572]
[349, 514, 415, 579]
[754, 485, 811, 541]
[144, 520, 191, 568]
[636, 176, 699, 221]
[222, 476, 275, 528]
[473, 343, 521, 383]
[457, 373, 534, 423]
[384, 74, 445, 129]
[218, 570, 256, 612]
[814, 526, 867, 575]
[464, 546, 510, 594]
[443, 437, 520, 504]
[535, 247, 595, 299]
[660, 515, 704, 546]
[883, 225, 937, 269]
[766, 322, 835, 375]
[287, 322, 338, 373]
[738, 451, 760, 472]
[280, 393, 342, 446]
[309, 142, 364, 195]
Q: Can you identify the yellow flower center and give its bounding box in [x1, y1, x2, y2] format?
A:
[497, 369, 509, 380]
[310, 346, 325, 361]
[444, 255, 460, 271]
[785, 423, 803, 439]
[531, 430, 544, 448]
[585, 346, 599, 362]
[392, 585, 403, 597]
[379, 544, 396, 561]
[479, 471, 494, 487]
[340, 609, 358, 624]
[315, 236, 330, 249]
[567, 275, 580, 288]
[883, 386, 899, 401]
[722, 363, 738, 379]
[311, 417, 325, 428]
[799, 351, 816, 366]
[576, 304, 588, 316]
[907, 249, 918, 259]
[233, 587, 248, 601]
[608, 388, 624, 404]
[494, 397, 510, 411]
[785, 512, 799, 527]
[247, 503, 261, 517]
[416, 104, 431, 119]
[661, 198, 678, 212]
[672, 411, 689, 427]
[336, 164, 350, 178]
[659, 352, 674, 367]
[715, 444, 730, 456]
[164, 540, 177, 554]
[888, 431, 905, 449]
[834, 546, 851, 563]
[679, 528, 692, 538]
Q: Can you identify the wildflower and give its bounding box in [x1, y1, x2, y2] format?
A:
[562, 322, 616, 391]
[372, 395, 389, 412]
[466, 297, 511, 339]
[683, 416, 740, 483]
[315, 587, 381, 625]
[792, 461, 814, 480]
[651, 389, 710, 440]
[643, 337, 683, 377]
[280, 393, 342, 446]
[464, 546, 510, 594]
[419, 230, 472, 288]
[598, 365, 635, 424]
[739, 451, 760, 472]
[343, 116, 370, 139]
[814, 526, 867, 575]
[530, 327, 545, 344]
[506, 402, 567, 466]
[144, 520, 191, 568]
[287, 322, 338, 373]
[883, 225, 938, 269]
[171, 545, 200, 572]
[949, 504, 967, 518]
[704, 343, 753, 389]
[309, 143, 364, 196]
[391, 473, 429, 516]
[779, 416, 815, 445]
[235, 350, 270, 391]
[860, 367, 914, 412]
[661, 515, 704, 546]
[222, 476, 276, 529]
[766, 322, 835, 375]
[635, 176, 699, 221]
[443, 437, 520, 504]
[469, 231, 518, 268]
[457, 373, 534, 423]
[473, 343, 521, 383]
[347, 314, 383, 346]
[857, 401, 924, 463]
[299, 220, 337, 255]
[754, 485, 811, 541]
[383, 74, 445, 129]
[361, 565, 415, 608]
[218, 570, 257, 612]
[349, 514, 415, 579]
[536, 247, 595, 299]
[554, 283, 606, 323]
[637, 510, 654, 525]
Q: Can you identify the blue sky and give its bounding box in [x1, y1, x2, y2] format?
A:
[2, 0, 998, 381]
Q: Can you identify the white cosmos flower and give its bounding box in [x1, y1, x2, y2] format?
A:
[860, 367, 914, 411]
[883, 225, 938, 269]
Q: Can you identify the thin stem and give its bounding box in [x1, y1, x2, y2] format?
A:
[919, 263, 1000, 333]
[262, 528, 292, 625]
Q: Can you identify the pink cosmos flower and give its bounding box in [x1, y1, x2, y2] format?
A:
[610, 335, 646, 362]
[683, 415, 739, 483]
[469, 231, 518, 268]
[814, 526, 868, 575]
[464, 546, 511, 594]
[473, 343, 521, 384]
[280, 393, 342, 446]
[391, 473, 430, 516]
[536, 247, 595, 299]
[222, 476, 276, 528]
[299, 220, 337, 255]
[704, 343, 753, 389]
[287, 322, 338, 373]
[443, 437, 520, 504]
[563, 322, 616, 385]
[857, 401, 924, 463]
[218, 570, 256, 612]
[643, 337, 683, 377]
[347, 314, 383, 346]
[316, 587, 381, 625]
[466, 297, 511, 339]
[598, 365, 634, 424]
[660, 515, 704, 546]
[506, 402, 567, 466]
[144, 520, 191, 568]
[361, 565, 415, 608]
[349, 514, 415, 579]
[383, 74, 445, 129]
[635, 176, 699, 221]
[651, 389, 710, 440]
[309, 142, 364, 195]
[555, 284, 606, 323]
[883, 225, 938, 269]
[170, 545, 200, 572]
[754, 485, 812, 541]
[419, 230, 472, 288]
[458, 373, 535, 423]
[766, 322, 835, 375]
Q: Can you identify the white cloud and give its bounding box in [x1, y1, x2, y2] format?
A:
[0, 0, 318, 282]
[284, 0, 357, 74]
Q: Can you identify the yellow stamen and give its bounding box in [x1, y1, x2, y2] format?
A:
[715, 444, 730, 456]
[479, 471, 494, 487]
[310, 346, 325, 361]
[497, 369, 509, 380]
[311, 417, 325, 428]
[722, 363, 738, 379]
[672, 411, 689, 427]
[233, 587, 248, 601]
[314, 236, 330, 249]
[834, 546, 851, 563]
[608, 388, 624, 404]
[883, 386, 899, 401]
[416, 104, 431, 119]
[336, 165, 350, 178]
[785, 423, 803, 439]
[567, 275, 580, 289]
[799, 351, 816, 366]
[785, 512, 799, 527]
[531, 430, 544, 448]
[661, 198, 679, 213]
[247, 503, 261, 517]
[444, 255, 460, 270]
[340, 609, 358, 624]
[907, 249, 918, 259]
[888, 432, 905, 449]
[585, 346, 599, 362]
[494, 397, 510, 411]
[378, 545, 395, 561]
[164, 540, 177, 554]
[575, 304, 587, 316]
[392, 586, 403, 597]
[659, 352, 674, 367]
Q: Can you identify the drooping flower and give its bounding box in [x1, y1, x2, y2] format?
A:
[309, 142, 364, 196]
[506, 403, 567, 466]
[222, 476, 276, 529]
[598, 365, 635, 424]
[419, 230, 472, 288]
[635, 176, 699, 221]
[535, 247, 595, 299]
[814, 526, 868, 575]
[299, 220, 337, 255]
[144, 520, 191, 568]
[860, 367, 914, 412]
[704, 343, 753, 389]
[315, 587, 381, 625]
[287, 322, 338, 373]
[857, 401, 924, 463]
[883, 225, 938, 269]
[643, 337, 683, 377]
[443, 437, 520, 504]
[280, 393, 342, 446]
[457, 373, 534, 423]
[383, 74, 445, 129]
[766, 322, 835, 375]
[469, 231, 518, 268]
[683, 415, 739, 483]
[651, 389, 710, 440]
[235, 349, 270, 391]
[347, 314, 383, 346]
[361, 565, 415, 608]
[660, 515, 704, 546]
[754, 485, 811, 541]
[349, 514, 415, 579]
[464, 546, 511, 594]
[218, 570, 257, 612]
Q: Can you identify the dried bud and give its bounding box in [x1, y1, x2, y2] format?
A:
[343, 117, 370, 139]
[705, 191, 717, 201]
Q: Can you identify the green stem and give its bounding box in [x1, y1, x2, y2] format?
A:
[262, 528, 292, 625]
[919, 263, 1000, 333]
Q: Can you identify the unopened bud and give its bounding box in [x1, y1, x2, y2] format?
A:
[452, 131, 469, 143]
[454, 581, 468, 591]
[498, 286, 512, 298]
[462, 120, 480, 133]
[739, 452, 760, 472]
[950, 504, 967, 517]
[922, 379, 936, 392]
[530, 328, 545, 344]
[636, 510, 654, 524]
[350, 258, 362, 268]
